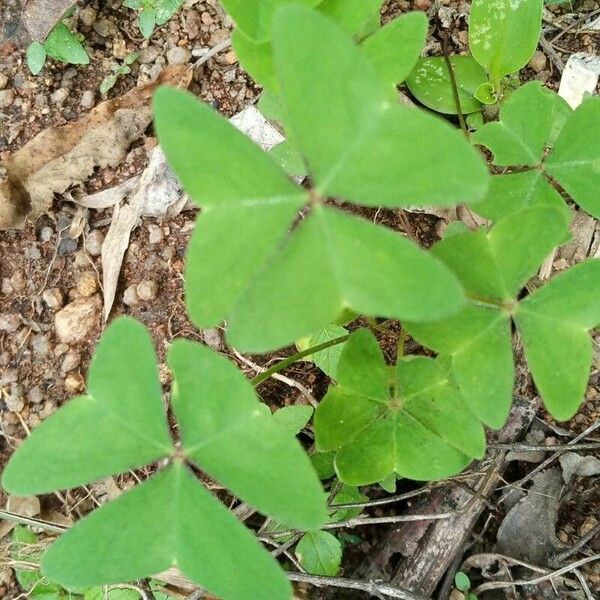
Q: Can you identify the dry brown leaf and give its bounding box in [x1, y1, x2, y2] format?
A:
[0, 65, 192, 230]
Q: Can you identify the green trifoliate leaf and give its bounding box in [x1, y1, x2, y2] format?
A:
[472, 82, 572, 167]
[273, 5, 489, 208]
[168, 339, 327, 530]
[42, 464, 291, 600]
[545, 97, 600, 218]
[227, 205, 465, 352]
[473, 171, 570, 222]
[155, 0, 185, 25]
[515, 259, 600, 420]
[361, 12, 427, 87]
[2, 318, 172, 495]
[469, 0, 543, 82]
[296, 531, 342, 576]
[314, 330, 485, 485]
[220, 0, 322, 42]
[317, 0, 382, 37]
[44, 23, 89, 65]
[406, 55, 486, 115]
[27, 42, 47, 75]
[406, 206, 573, 427]
[296, 324, 349, 378]
[272, 405, 314, 436]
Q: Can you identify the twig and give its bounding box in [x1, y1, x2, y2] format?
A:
[489, 442, 600, 452]
[191, 38, 232, 70]
[498, 421, 600, 503]
[473, 554, 600, 594]
[539, 34, 565, 73]
[271, 512, 457, 538]
[287, 572, 428, 600]
[232, 349, 318, 407]
[572, 569, 595, 600]
[0, 510, 66, 534]
[550, 523, 600, 567]
[329, 486, 432, 510]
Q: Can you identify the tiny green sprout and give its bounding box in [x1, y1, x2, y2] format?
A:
[124, 0, 185, 39]
[100, 52, 140, 95]
[454, 570, 471, 592]
[27, 21, 89, 74]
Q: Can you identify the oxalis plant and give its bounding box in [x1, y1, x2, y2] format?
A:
[3, 1, 600, 599]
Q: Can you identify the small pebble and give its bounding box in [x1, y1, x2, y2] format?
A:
[94, 19, 111, 37]
[5, 385, 24, 412]
[0, 314, 20, 333]
[167, 46, 191, 65]
[529, 51, 547, 73]
[64, 373, 84, 392]
[123, 284, 140, 306]
[148, 224, 164, 244]
[79, 7, 98, 27]
[50, 88, 69, 106]
[42, 288, 63, 310]
[40, 226, 53, 242]
[0, 88, 14, 108]
[80, 90, 95, 110]
[28, 246, 41, 260]
[136, 280, 158, 301]
[139, 46, 162, 64]
[0, 73, 8, 89]
[61, 350, 81, 374]
[28, 386, 44, 404]
[77, 271, 98, 297]
[54, 295, 101, 344]
[85, 229, 104, 255]
[32, 334, 51, 356]
[202, 328, 223, 351]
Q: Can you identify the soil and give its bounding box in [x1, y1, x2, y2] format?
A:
[1, 1, 599, 599]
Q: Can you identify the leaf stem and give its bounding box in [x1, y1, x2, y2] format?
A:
[251, 333, 350, 386]
[440, 29, 468, 137]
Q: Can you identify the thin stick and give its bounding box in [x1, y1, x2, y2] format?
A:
[232, 349, 318, 407]
[551, 523, 600, 567]
[498, 421, 600, 503]
[252, 334, 350, 386]
[191, 38, 232, 70]
[0, 510, 66, 534]
[287, 572, 428, 600]
[473, 554, 600, 594]
[489, 442, 600, 452]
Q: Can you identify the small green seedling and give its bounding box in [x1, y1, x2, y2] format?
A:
[2, 318, 326, 599]
[407, 0, 544, 115]
[123, 0, 185, 39]
[100, 52, 140, 95]
[454, 571, 478, 599]
[27, 22, 89, 75]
